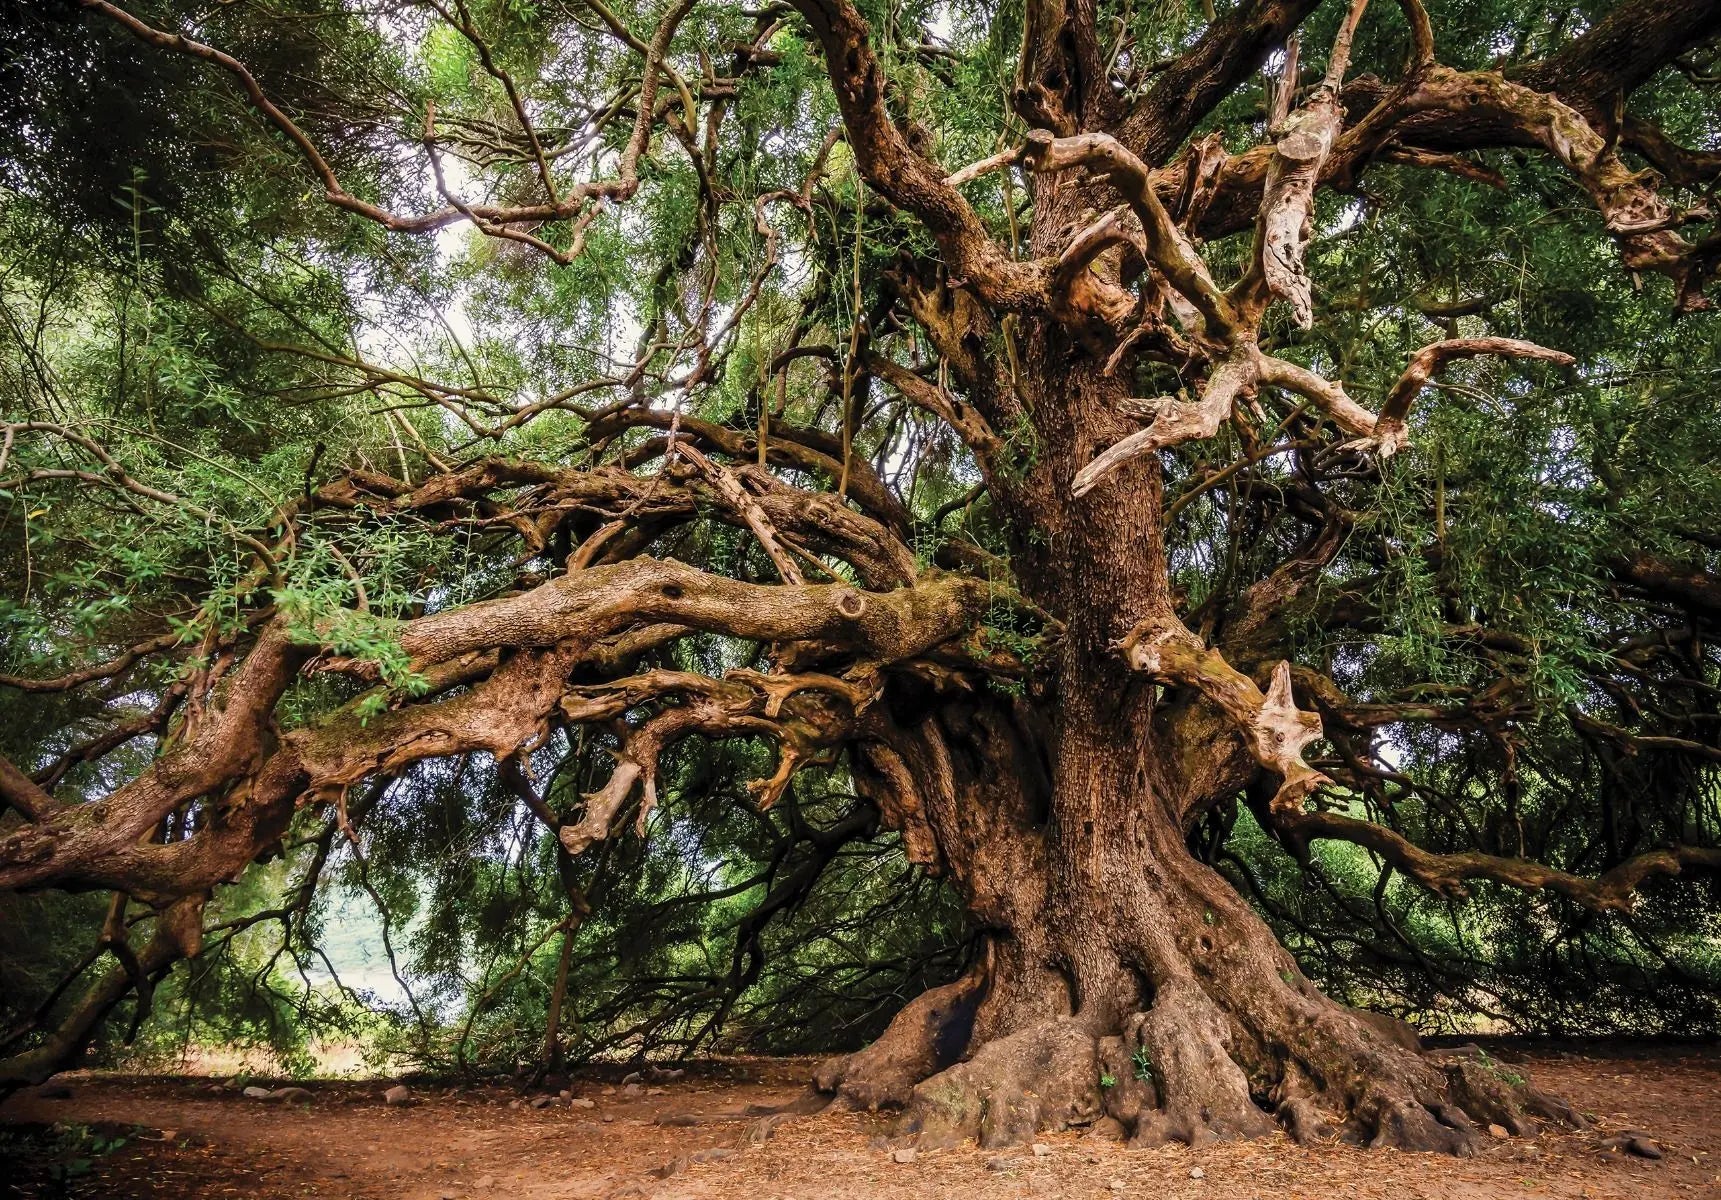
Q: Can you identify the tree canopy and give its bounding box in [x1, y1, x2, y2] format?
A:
[1, 0, 1719, 1153]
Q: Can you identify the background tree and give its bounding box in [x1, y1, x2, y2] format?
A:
[2, 0, 1720, 1154]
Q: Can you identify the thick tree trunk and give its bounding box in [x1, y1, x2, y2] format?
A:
[823, 685, 1580, 1150]
[817, 284, 1580, 1152]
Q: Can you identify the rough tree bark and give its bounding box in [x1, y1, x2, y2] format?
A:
[816, 346, 1576, 1152]
[5, 0, 1718, 1150]
[809, 0, 1637, 1152]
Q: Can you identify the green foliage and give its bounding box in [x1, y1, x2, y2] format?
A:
[0, 0, 1718, 1080]
[0, 1122, 131, 1186]
[1131, 1045, 1153, 1083]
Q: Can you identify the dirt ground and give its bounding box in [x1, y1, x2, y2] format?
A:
[2, 1043, 1716, 1199]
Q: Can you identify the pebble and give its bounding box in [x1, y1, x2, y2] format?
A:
[530, 1095, 553, 1109]
[269, 1086, 314, 1103]
[1189, 1166, 1205, 1180]
[987, 1156, 1014, 1171]
[569, 1097, 595, 1109]
[1109, 1182, 1126, 1192]
[1032, 1142, 1051, 1157]
[602, 1114, 616, 1123]
[622, 1083, 643, 1097]
[242, 1086, 272, 1099]
[622, 1071, 644, 1085]
[1487, 1123, 1509, 1138]
[892, 1148, 918, 1164]
[384, 1085, 415, 1107]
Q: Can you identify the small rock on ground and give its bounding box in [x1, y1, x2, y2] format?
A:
[891, 1148, 918, 1164]
[569, 1097, 595, 1108]
[242, 1086, 272, 1099]
[1189, 1166, 1205, 1179]
[383, 1085, 414, 1107]
[1032, 1142, 1050, 1157]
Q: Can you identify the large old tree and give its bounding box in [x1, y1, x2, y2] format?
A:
[3, 0, 1721, 1154]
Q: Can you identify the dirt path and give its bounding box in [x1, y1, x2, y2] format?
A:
[3, 1045, 1717, 1199]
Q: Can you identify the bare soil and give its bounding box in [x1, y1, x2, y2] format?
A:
[2, 1043, 1716, 1199]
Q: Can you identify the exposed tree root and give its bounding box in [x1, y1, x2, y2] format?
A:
[1129, 980, 1276, 1147]
[813, 969, 983, 1111]
[1276, 1095, 1335, 1144]
[1275, 1029, 1588, 1154]
[814, 970, 1587, 1156]
[1095, 1033, 1156, 1133]
[895, 1019, 1100, 1148]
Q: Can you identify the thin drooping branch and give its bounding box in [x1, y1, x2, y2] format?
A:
[81, 0, 698, 261]
[786, 0, 1051, 312]
[0, 897, 205, 1088]
[864, 353, 1005, 474]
